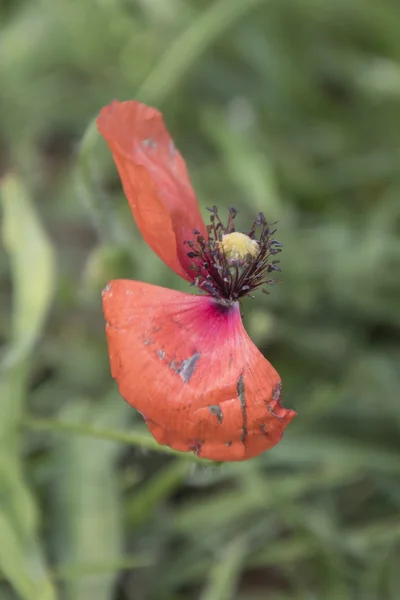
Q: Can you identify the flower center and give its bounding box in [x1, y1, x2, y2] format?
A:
[185, 206, 283, 302]
[220, 232, 260, 266]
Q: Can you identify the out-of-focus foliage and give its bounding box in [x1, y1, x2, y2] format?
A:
[1, 0, 400, 599]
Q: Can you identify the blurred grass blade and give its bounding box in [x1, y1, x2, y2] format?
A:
[199, 536, 247, 600]
[203, 108, 281, 215]
[53, 554, 154, 581]
[125, 461, 191, 528]
[75, 0, 270, 248]
[52, 397, 129, 600]
[1, 174, 55, 366]
[0, 175, 56, 600]
[0, 513, 54, 600]
[138, 0, 269, 104]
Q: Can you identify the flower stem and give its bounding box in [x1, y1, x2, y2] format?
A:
[22, 417, 211, 463]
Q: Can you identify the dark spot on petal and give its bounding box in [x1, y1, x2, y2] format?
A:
[268, 404, 284, 423]
[260, 423, 270, 438]
[178, 352, 200, 383]
[225, 440, 232, 447]
[188, 439, 203, 455]
[237, 374, 247, 443]
[272, 382, 282, 402]
[142, 138, 157, 148]
[157, 349, 200, 383]
[208, 405, 223, 423]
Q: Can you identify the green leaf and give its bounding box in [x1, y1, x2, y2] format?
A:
[0, 174, 56, 600]
[200, 536, 247, 600]
[137, 0, 270, 104]
[1, 174, 55, 367]
[0, 513, 55, 600]
[52, 397, 129, 600]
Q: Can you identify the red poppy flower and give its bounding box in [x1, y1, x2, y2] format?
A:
[97, 100, 296, 461]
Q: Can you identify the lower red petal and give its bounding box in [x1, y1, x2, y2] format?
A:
[103, 280, 296, 462]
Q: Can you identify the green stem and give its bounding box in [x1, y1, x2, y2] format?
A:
[22, 417, 211, 464]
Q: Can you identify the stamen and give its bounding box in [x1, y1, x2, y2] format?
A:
[186, 207, 282, 301]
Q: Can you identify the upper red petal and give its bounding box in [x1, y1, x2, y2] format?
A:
[97, 100, 207, 281]
[102, 280, 296, 462]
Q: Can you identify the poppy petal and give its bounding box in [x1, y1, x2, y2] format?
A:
[97, 100, 207, 281]
[103, 280, 296, 462]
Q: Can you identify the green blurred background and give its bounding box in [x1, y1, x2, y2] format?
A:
[1, 0, 400, 599]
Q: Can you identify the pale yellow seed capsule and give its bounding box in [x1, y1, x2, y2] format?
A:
[220, 232, 260, 266]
